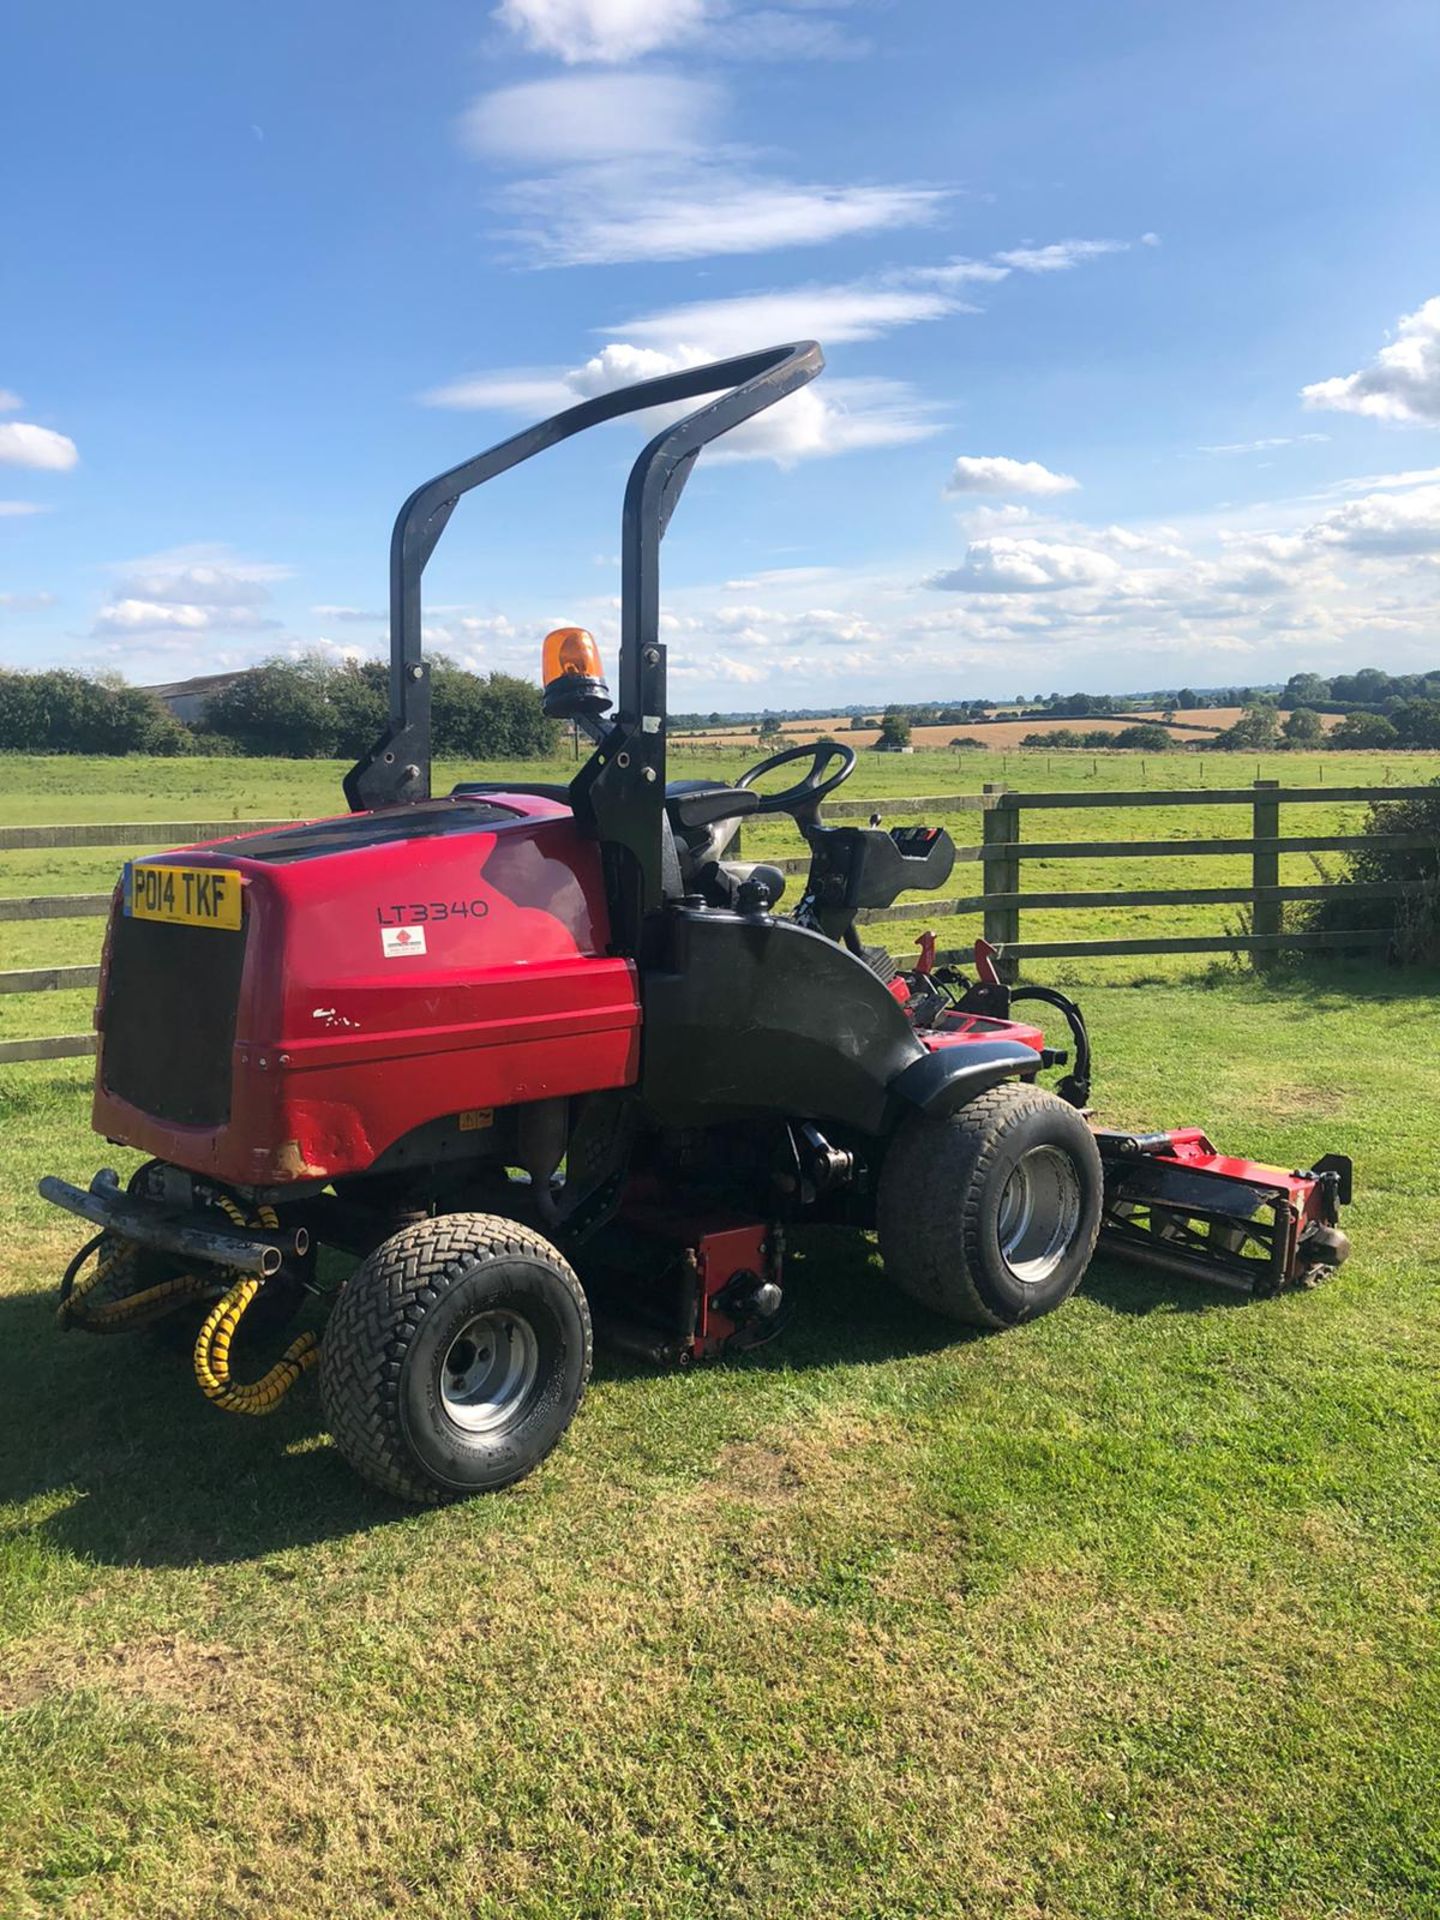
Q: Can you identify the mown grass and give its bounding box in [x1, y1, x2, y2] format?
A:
[2, 755, 1439, 1917]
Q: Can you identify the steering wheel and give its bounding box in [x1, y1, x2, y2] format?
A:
[734, 740, 857, 816]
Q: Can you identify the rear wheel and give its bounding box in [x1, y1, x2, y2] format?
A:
[319, 1213, 591, 1504]
[878, 1084, 1102, 1328]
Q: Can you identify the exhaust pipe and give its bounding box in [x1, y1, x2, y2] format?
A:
[38, 1170, 306, 1277]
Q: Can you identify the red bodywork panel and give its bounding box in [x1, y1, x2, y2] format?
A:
[690, 1219, 773, 1360]
[1128, 1126, 1342, 1241]
[93, 794, 641, 1188]
[921, 1011, 1048, 1055]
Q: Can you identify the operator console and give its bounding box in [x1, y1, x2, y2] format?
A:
[802, 821, 956, 941]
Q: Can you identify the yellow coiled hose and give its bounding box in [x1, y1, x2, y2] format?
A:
[191, 1198, 318, 1417]
[60, 1196, 315, 1417]
[58, 1236, 209, 1331]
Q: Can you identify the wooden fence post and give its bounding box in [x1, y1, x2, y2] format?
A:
[1252, 778, 1281, 969]
[982, 783, 1021, 980]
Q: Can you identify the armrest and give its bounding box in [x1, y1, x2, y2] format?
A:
[670, 787, 762, 830]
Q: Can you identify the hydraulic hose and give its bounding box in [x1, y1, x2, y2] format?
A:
[58, 1233, 210, 1333]
[58, 1196, 315, 1416]
[1009, 984, 1092, 1107]
[191, 1199, 318, 1416]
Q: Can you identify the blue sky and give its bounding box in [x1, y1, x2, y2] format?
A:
[3, 0, 1440, 707]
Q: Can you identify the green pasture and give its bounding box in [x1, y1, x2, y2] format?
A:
[3, 746, 1436, 1045]
[2, 750, 1439, 1916]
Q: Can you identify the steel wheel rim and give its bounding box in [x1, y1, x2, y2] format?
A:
[997, 1145, 1083, 1284]
[440, 1310, 540, 1434]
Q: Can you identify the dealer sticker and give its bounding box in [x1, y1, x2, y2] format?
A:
[381, 925, 427, 957]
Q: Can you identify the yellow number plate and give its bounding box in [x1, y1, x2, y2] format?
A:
[125, 862, 242, 931]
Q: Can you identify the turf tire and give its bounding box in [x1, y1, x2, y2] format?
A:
[877, 1083, 1102, 1329]
[320, 1213, 592, 1505]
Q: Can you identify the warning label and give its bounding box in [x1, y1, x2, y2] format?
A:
[381, 925, 427, 957]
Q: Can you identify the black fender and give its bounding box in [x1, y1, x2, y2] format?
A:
[640, 907, 925, 1134]
[885, 1040, 1041, 1124]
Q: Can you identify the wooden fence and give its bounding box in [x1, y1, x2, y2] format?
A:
[0, 780, 1428, 1062]
[850, 779, 1428, 971]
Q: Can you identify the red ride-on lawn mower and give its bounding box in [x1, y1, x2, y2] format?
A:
[40, 343, 1352, 1503]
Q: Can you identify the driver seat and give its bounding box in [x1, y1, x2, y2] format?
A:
[664, 780, 786, 910]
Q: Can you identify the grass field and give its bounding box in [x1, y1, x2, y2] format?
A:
[4, 745, 1437, 1044]
[3, 752, 1440, 1917]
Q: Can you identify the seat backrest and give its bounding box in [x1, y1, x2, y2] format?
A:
[663, 781, 749, 884]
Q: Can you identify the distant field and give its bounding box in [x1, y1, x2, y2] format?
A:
[1130, 706, 1344, 736]
[673, 707, 1344, 750]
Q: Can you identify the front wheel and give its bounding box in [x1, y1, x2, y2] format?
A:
[877, 1084, 1102, 1328]
[320, 1214, 592, 1504]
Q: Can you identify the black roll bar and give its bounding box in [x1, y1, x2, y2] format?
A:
[343, 341, 825, 819]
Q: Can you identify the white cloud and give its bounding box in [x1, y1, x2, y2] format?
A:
[915, 258, 1013, 287]
[994, 238, 1130, 273]
[1312, 463, 1440, 497]
[95, 600, 219, 635]
[418, 611, 525, 670]
[0, 591, 54, 611]
[311, 605, 386, 623]
[424, 228, 1136, 451]
[615, 282, 963, 356]
[669, 651, 769, 685]
[946, 455, 1079, 497]
[722, 566, 838, 590]
[278, 635, 369, 668]
[565, 342, 699, 397]
[1177, 554, 1299, 600]
[109, 548, 290, 605]
[0, 421, 79, 471]
[422, 370, 572, 412]
[429, 338, 939, 464]
[954, 501, 1035, 535]
[515, 172, 949, 267]
[459, 73, 719, 164]
[492, 0, 865, 64]
[0, 389, 21, 412]
[1198, 433, 1329, 455]
[93, 546, 290, 639]
[577, 459, 1440, 701]
[115, 564, 277, 607]
[494, 0, 710, 63]
[1309, 481, 1440, 554]
[1302, 296, 1440, 424]
[703, 7, 867, 60]
[0, 500, 46, 517]
[1098, 523, 1188, 558]
[926, 537, 1123, 593]
[571, 344, 941, 462]
[462, 68, 949, 267]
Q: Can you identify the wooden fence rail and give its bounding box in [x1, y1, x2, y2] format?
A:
[0, 819, 292, 852]
[956, 779, 1424, 972]
[1, 780, 1427, 1061]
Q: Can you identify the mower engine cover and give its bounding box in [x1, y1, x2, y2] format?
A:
[92, 793, 641, 1188]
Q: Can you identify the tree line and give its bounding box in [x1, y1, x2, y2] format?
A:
[0, 656, 558, 758]
[1210, 695, 1440, 751]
